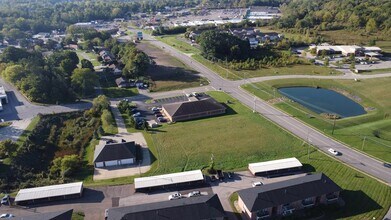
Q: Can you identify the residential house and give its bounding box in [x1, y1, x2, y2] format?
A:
[115, 77, 135, 88]
[237, 173, 341, 219]
[93, 141, 139, 168]
[107, 194, 226, 220]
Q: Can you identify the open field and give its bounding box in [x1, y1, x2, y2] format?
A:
[136, 42, 208, 92]
[359, 68, 391, 74]
[156, 34, 341, 80]
[243, 77, 391, 161]
[119, 91, 390, 219]
[76, 50, 101, 67]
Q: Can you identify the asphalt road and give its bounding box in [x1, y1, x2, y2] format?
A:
[129, 27, 391, 186]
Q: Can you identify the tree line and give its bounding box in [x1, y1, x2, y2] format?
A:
[276, 0, 391, 33]
[0, 47, 98, 103]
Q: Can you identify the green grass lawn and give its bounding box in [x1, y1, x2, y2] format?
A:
[243, 77, 391, 161]
[156, 35, 199, 54]
[359, 68, 391, 74]
[118, 91, 390, 219]
[76, 50, 101, 67]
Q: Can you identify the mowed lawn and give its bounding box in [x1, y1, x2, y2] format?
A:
[136, 42, 208, 92]
[243, 77, 391, 161]
[144, 91, 390, 219]
[156, 34, 341, 80]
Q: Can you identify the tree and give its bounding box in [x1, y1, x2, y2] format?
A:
[50, 154, 79, 179]
[71, 68, 98, 97]
[60, 58, 77, 76]
[91, 95, 110, 115]
[324, 58, 329, 66]
[366, 18, 377, 33]
[0, 140, 18, 158]
[81, 59, 94, 71]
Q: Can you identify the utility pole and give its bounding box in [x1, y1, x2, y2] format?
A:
[307, 131, 312, 159]
[331, 115, 337, 135]
[362, 136, 366, 150]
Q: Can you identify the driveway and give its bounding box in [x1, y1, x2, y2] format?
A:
[93, 103, 151, 180]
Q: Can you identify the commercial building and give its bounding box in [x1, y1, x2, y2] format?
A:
[14, 182, 83, 205]
[0, 85, 8, 111]
[94, 141, 138, 168]
[134, 170, 204, 191]
[13, 209, 73, 220]
[248, 157, 303, 176]
[237, 173, 341, 219]
[309, 45, 382, 57]
[107, 194, 226, 220]
[162, 97, 226, 122]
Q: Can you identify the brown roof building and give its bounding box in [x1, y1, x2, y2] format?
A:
[162, 97, 226, 122]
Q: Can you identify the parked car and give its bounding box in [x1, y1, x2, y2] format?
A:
[106, 139, 116, 144]
[132, 112, 141, 117]
[210, 175, 217, 182]
[157, 117, 167, 123]
[188, 191, 201, 197]
[155, 113, 163, 118]
[104, 209, 108, 220]
[384, 163, 391, 168]
[0, 214, 14, 219]
[328, 148, 340, 156]
[227, 172, 234, 179]
[151, 107, 159, 112]
[0, 195, 9, 205]
[252, 181, 263, 187]
[217, 170, 224, 181]
[168, 193, 182, 200]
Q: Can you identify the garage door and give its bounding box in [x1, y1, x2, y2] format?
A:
[105, 160, 118, 166]
[95, 162, 104, 168]
[120, 158, 134, 165]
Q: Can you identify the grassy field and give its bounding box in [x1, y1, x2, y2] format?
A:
[98, 72, 139, 98]
[156, 34, 341, 80]
[117, 91, 390, 219]
[76, 50, 101, 67]
[136, 42, 208, 92]
[243, 77, 391, 161]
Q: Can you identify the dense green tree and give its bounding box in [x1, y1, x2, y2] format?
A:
[81, 59, 94, 71]
[71, 68, 98, 97]
[91, 95, 110, 115]
[0, 140, 18, 158]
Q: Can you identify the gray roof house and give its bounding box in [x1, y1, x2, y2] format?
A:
[162, 97, 226, 122]
[237, 173, 342, 219]
[13, 209, 73, 220]
[94, 142, 138, 168]
[107, 194, 226, 220]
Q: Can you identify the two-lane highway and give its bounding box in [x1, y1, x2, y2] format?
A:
[131, 27, 391, 185]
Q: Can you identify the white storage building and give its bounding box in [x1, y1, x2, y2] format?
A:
[135, 170, 204, 191]
[0, 86, 8, 111]
[14, 182, 83, 205]
[248, 157, 302, 176]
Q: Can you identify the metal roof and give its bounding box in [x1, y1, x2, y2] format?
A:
[15, 182, 83, 202]
[135, 170, 204, 189]
[248, 157, 302, 174]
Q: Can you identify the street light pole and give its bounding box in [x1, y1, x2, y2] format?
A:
[362, 136, 367, 151]
[253, 96, 256, 113]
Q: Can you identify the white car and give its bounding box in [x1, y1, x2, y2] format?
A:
[252, 181, 263, 187]
[188, 191, 201, 197]
[328, 148, 340, 156]
[0, 214, 14, 219]
[168, 193, 182, 200]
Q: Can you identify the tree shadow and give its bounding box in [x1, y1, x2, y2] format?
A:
[147, 65, 202, 83]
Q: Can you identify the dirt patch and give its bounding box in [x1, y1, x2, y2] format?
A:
[136, 42, 208, 92]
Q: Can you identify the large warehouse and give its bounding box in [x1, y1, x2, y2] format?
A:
[248, 157, 303, 176]
[14, 182, 83, 205]
[134, 170, 204, 191]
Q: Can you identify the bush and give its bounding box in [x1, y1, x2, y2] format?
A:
[101, 109, 116, 134]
